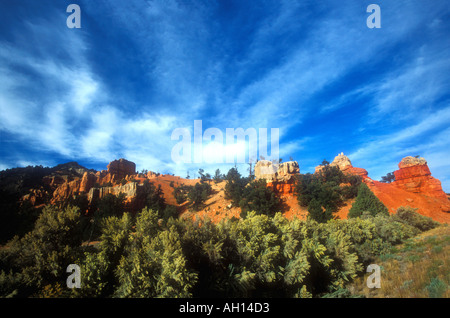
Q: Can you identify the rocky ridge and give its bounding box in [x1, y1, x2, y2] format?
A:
[315, 152, 369, 179]
[12, 153, 450, 223]
[254, 160, 299, 195]
[323, 153, 450, 222]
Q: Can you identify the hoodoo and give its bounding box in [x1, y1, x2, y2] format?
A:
[255, 160, 300, 195]
[393, 156, 448, 201]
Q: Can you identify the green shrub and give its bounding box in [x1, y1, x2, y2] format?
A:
[295, 165, 361, 222]
[372, 214, 419, 245]
[0, 205, 83, 296]
[224, 168, 249, 205]
[114, 213, 197, 297]
[393, 206, 439, 232]
[0, 201, 442, 298]
[239, 179, 281, 218]
[348, 183, 388, 218]
[426, 277, 447, 298]
[188, 182, 212, 211]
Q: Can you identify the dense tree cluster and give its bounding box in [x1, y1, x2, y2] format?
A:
[294, 162, 362, 222]
[224, 168, 282, 218]
[0, 165, 441, 298]
[348, 183, 389, 218]
[172, 182, 213, 211]
[0, 203, 437, 298]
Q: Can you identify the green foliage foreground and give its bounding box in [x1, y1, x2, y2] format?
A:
[0, 205, 440, 298]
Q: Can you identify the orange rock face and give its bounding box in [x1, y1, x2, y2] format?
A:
[267, 181, 296, 195]
[50, 159, 138, 205]
[344, 167, 369, 179]
[40, 155, 450, 224]
[107, 158, 136, 180]
[365, 179, 450, 223]
[255, 160, 299, 196]
[324, 154, 450, 223]
[315, 153, 370, 180]
[393, 162, 448, 201]
[51, 179, 81, 204]
[79, 171, 97, 193]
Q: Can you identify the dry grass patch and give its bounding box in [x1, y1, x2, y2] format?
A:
[348, 225, 449, 298]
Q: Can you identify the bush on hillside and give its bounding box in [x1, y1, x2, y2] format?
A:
[393, 206, 439, 232]
[295, 164, 361, 222]
[348, 183, 389, 218]
[239, 179, 282, 218]
[224, 168, 249, 205]
[188, 182, 212, 211]
[0, 201, 442, 298]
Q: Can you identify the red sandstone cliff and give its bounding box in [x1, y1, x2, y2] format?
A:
[50, 158, 137, 205]
[392, 157, 448, 201]
[254, 160, 299, 195]
[19, 154, 450, 223]
[326, 154, 450, 223]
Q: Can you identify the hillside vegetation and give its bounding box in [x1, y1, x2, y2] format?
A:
[0, 163, 448, 298]
[0, 203, 443, 298]
[348, 224, 449, 298]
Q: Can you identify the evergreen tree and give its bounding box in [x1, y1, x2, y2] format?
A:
[380, 172, 395, 183]
[188, 182, 212, 211]
[96, 193, 126, 218]
[239, 179, 281, 217]
[348, 183, 389, 218]
[198, 168, 206, 182]
[213, 168, 223, 183]
[307, 198, 333, 223]
[172, 184, 190, 204]
[144, 182, 166, 216]
[224, 168, 248, 205]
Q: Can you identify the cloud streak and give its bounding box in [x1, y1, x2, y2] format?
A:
[0, 0, 449, 190]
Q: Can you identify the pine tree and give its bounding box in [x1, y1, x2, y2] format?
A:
[188, 182, 212, 211]
[224, 167, 248, 205]
[348, 183, 389, 218]
[213, 168, 223, 183]
[307, 198, 333, 223]
[239, 179, 281, 217]
[380, 172, 395, 183]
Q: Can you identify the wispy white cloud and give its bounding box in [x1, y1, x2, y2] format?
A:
[1, 0, 449, 191]
[348, 107, 450, 190]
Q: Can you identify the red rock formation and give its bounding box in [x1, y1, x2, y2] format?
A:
[50, 159, 139, 204]
[79, 171, 97, 193]
[267, 181, 296, 195]
[51, 179, 81, 204]
[392, 157, 447, 201]
[315, 153, 370, 180]
[107, 158, 136, 180]
[346, 167, 369, 179]
[318, 154, 450, 223]
[21, 188, 48, 206]
[255, 160, 299, 195]
[366, 179, 450, 223]
[87, 181, 147, 212]
[27, 154, 450, 223]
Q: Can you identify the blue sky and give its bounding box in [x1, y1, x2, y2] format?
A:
[0, 0, 449, 191]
